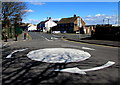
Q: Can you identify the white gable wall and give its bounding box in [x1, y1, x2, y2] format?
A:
[45, 19, 57, 32]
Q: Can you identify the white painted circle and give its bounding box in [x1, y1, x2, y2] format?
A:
[27, 48, 91, 63]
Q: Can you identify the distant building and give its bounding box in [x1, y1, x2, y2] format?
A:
[52, 15, 86, 33]
[27, 24, 37, 32]
[37, 17, 58, 32]
[20, 23, 29, 31]
[85, 25, 96, 34]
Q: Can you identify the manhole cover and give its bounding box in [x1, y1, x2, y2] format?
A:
[27, 48, 91, 63]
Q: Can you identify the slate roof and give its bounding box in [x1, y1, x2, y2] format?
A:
[57, 17, 79, 24]
[38, 20, 58, 24]
[53, 20, 59, 23]
[40, 20, 49, 24]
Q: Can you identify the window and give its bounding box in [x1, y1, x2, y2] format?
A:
[66, 24, 68, 26]
[77, 18, 80, 26]
[70, 23, 73, 26]
[74, 24, 77, 26]
[58, 24, 60, 27]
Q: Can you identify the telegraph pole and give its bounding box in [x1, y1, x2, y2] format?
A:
[103, 18, 110, 25]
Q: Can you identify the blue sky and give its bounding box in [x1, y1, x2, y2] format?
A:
[22, 2, 118, 25]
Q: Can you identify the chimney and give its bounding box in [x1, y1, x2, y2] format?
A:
[49, 17, 51, 20]
[74, 14, 76, 17]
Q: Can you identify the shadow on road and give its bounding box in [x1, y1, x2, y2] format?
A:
[2, 47, 119, 85]
[2, 48, 67, 85]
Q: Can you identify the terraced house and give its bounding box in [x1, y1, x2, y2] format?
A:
[52, 15, 86, 33]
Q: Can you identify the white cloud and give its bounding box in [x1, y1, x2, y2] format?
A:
[87, 15, 92, 17]
[95, 14, 105, 17]
[22, 9, 34, 12]
[83, 14, 118, 25]
[84, 18, 94, 21]
[105, 16, 112, 19]
[23, 19, 40, 24]
[95, 14, 101, 17]
[28, 19, 40, 24]
[30, 2, 45, 5]
[41, 18, 61, 21]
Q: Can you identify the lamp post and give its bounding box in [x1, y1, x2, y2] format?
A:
[103, 18, 110, 25]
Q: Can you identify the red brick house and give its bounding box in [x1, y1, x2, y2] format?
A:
[52, 15, 86, 33]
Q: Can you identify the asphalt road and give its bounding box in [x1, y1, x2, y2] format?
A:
[2, 32, 119, 85]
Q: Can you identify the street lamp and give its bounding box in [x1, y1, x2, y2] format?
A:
[103, 18, 110, 25]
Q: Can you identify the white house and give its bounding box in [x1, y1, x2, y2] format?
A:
[37, 17, 58, 32]
[28, 24, 37, 31]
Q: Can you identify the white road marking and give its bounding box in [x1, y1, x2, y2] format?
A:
[41, 36, 53, 41]
[52, 35, 61, 38]
[2, 43, 8, 47]
[6, 48, 28, 58]
[54, 61, 115, 74]
[51, 37, 58, 40]
[81, 61, 115, 72]
[41, 36, 44, 38]
[27, 48, 91, 63]
[82, 47, 95, 50]
[54, 67, 86, 74]
[45, 38, 53, 41]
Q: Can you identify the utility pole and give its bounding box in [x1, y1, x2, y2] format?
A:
[103, 18, 110, 25]
[108, 19, 109, 25]
[103, 19, 105, 24]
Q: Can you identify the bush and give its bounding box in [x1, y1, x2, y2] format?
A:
[94, 25, 120, 41]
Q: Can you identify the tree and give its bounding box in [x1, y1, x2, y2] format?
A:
[2, 2, 27, 28]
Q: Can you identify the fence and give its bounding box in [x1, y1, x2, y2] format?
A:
[93, 25, 120, 41]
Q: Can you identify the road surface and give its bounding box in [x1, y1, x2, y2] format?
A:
[2, 32, 119, 85]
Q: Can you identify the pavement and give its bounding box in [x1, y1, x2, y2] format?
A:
[54, 33, 120, 47]
[2, 32, 32, 47]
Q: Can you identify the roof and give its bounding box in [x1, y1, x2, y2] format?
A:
[53, 20, 58, 23]
[38, 20, 58, 25]
[40, 20, 49, 24]
[57, 16, 80, 24]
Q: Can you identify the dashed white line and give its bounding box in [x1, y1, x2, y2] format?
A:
[82, 47, 95, 50]
[41, 36, 53, 41]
